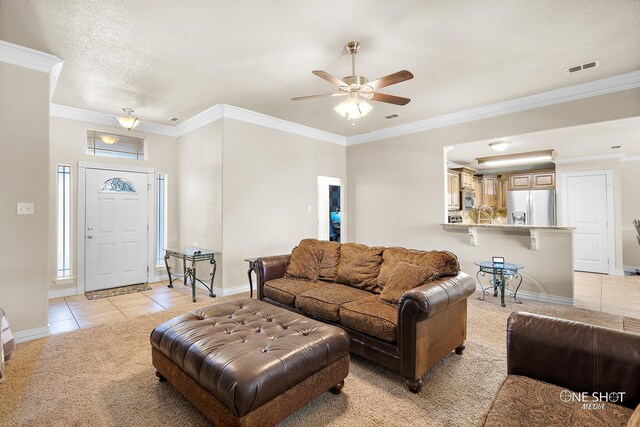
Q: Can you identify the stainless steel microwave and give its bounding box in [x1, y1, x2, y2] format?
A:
[462, 189, 476, 210]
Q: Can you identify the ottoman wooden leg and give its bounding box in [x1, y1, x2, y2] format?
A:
[455, 342, 466, 355]
[330, 380, 344, 395]
[155, 370, 167, 382]
[406, 378, 422, 393]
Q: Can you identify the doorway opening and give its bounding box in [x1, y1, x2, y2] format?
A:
[318, 176, 343, 243]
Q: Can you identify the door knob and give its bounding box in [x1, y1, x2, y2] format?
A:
[87, 235, 93, 239]
[88, 226, 93, 230]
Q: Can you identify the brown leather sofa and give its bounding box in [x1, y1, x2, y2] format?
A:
[256, 239, 476, 392]
[479, 312, 640, 426]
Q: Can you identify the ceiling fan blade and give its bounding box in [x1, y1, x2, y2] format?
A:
[366, 70, 414, 90]
[312, 70, 348, 87]
[371, 92, 411, 106]
[291, 93, 344, 101]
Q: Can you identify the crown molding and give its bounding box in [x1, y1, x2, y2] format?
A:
[50, 104, 179, 137]
[221, 104, 346, 146]
[0, 40, 64, 100]
[621, 155, 640, 162]
[346, 70, 640, 146]
[174, 104, 224, 136]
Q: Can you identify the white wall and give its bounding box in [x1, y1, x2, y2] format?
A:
[48, 117, 180, 293]
[177, 120, 223, 287]
[221, 118, 347, 291]
[0, 62, 50, 333]
[621, 159, 640, 270]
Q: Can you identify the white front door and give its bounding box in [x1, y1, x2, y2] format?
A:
[85, 168, 149, 291]
[566, 173, 609, 273]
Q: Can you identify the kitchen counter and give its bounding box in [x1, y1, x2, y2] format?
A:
[442, 223, 574, 250]
[442, 223, 574, 231]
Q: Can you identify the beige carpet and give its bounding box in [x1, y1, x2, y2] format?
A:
[0, 292, 623, 427]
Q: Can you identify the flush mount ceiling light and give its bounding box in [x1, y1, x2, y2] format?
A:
[489, 140, 510, 152]
[99, 135, 119, 145]
[115, 108, 140, 131]
[476, 149, 556, 167]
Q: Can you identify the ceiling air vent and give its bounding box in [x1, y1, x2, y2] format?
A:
[565, 60, 600, 74]
[610, 145, 622, 150]
[169, 117, 179, 122]
[385, 113, 400, 119]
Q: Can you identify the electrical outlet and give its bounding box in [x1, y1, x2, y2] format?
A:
[17, 202, 34, 215]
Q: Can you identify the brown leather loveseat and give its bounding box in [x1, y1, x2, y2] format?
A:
[479, 312, 640, 426]
[257, 239, 476, 392]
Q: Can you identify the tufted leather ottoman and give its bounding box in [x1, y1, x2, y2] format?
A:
[150, 298, 350, 427]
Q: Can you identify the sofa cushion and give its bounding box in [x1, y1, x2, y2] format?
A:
[263, 278, 322, 307]
[340, 295, 398, 343]
[336, 243, 384, 292]
[379, 261, 439, 305]
[478, 375, 634, 427]
[628, 404, 640, 427]
[377, 247, 459, 292]
[299, 239, 341, 282]
[285, 240, 323, 281]
[295, 283, 371, 322]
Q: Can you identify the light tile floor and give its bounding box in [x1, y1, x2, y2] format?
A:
[574, 271, 640, 319]
[48, 281, 219, 334]
[48, 272, 640, 334]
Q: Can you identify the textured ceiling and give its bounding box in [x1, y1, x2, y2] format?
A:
[1, 0, 639, 136]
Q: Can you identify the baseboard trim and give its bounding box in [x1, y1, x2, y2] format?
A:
[211, 283, 257, 297]
[48, 287, 78, 299]
[475, 284, 575, 306]
[13, 326, 50, 343]
[623, 265, 640, 274]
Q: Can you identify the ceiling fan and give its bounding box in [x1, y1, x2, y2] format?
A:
[292, 41, 414, 122]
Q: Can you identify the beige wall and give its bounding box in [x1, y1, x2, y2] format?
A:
[48, 117, 180, 293]
[0, 62, 50, 332]
[621, 160, 640, 269]
[346, 90, 640, 301]
[347, 133, 575, 299]
[221, 118, 347, 290]
[177, 121, 223, 287]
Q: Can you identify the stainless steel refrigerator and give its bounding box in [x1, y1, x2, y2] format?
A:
[507, 190, 556, 226]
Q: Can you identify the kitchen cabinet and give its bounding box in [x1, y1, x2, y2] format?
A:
[509, 170, 555, 190]
[447, 170, 460, 210]
[482, 176, 497, 208]
[509, 173, 531, 190]
[496, 177, 508, 210]
[473, 177, 483, 207]
[452, 167, 475, 189]
[532, 171, 555, 189]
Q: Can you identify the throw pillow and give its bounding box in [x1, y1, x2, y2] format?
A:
[285, 240, 323, 281]
[297, 239, 341, 282]
[336, 243, 384, 291]
[379, 261, 438, 305]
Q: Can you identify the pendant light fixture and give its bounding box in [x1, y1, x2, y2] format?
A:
[115, 108, 140, 131]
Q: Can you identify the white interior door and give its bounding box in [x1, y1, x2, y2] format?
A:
[566, 173, 609, 273]
[85, 169, 148, 291]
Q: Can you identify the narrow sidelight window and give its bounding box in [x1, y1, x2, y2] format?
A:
[57, 165, 72, 277]
[156, 173, 167, 265]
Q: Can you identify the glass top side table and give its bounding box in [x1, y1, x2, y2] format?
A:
[474, 261, 524, 307]
[164, 247, 217, 302]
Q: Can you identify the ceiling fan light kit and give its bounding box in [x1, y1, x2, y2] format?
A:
[115, 108, 141, 131]
[292, 41, 414, 123]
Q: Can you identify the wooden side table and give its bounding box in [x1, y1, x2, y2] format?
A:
[244, 258, 259, 298]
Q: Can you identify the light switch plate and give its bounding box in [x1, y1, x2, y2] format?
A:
[17, 202, 34, 215]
